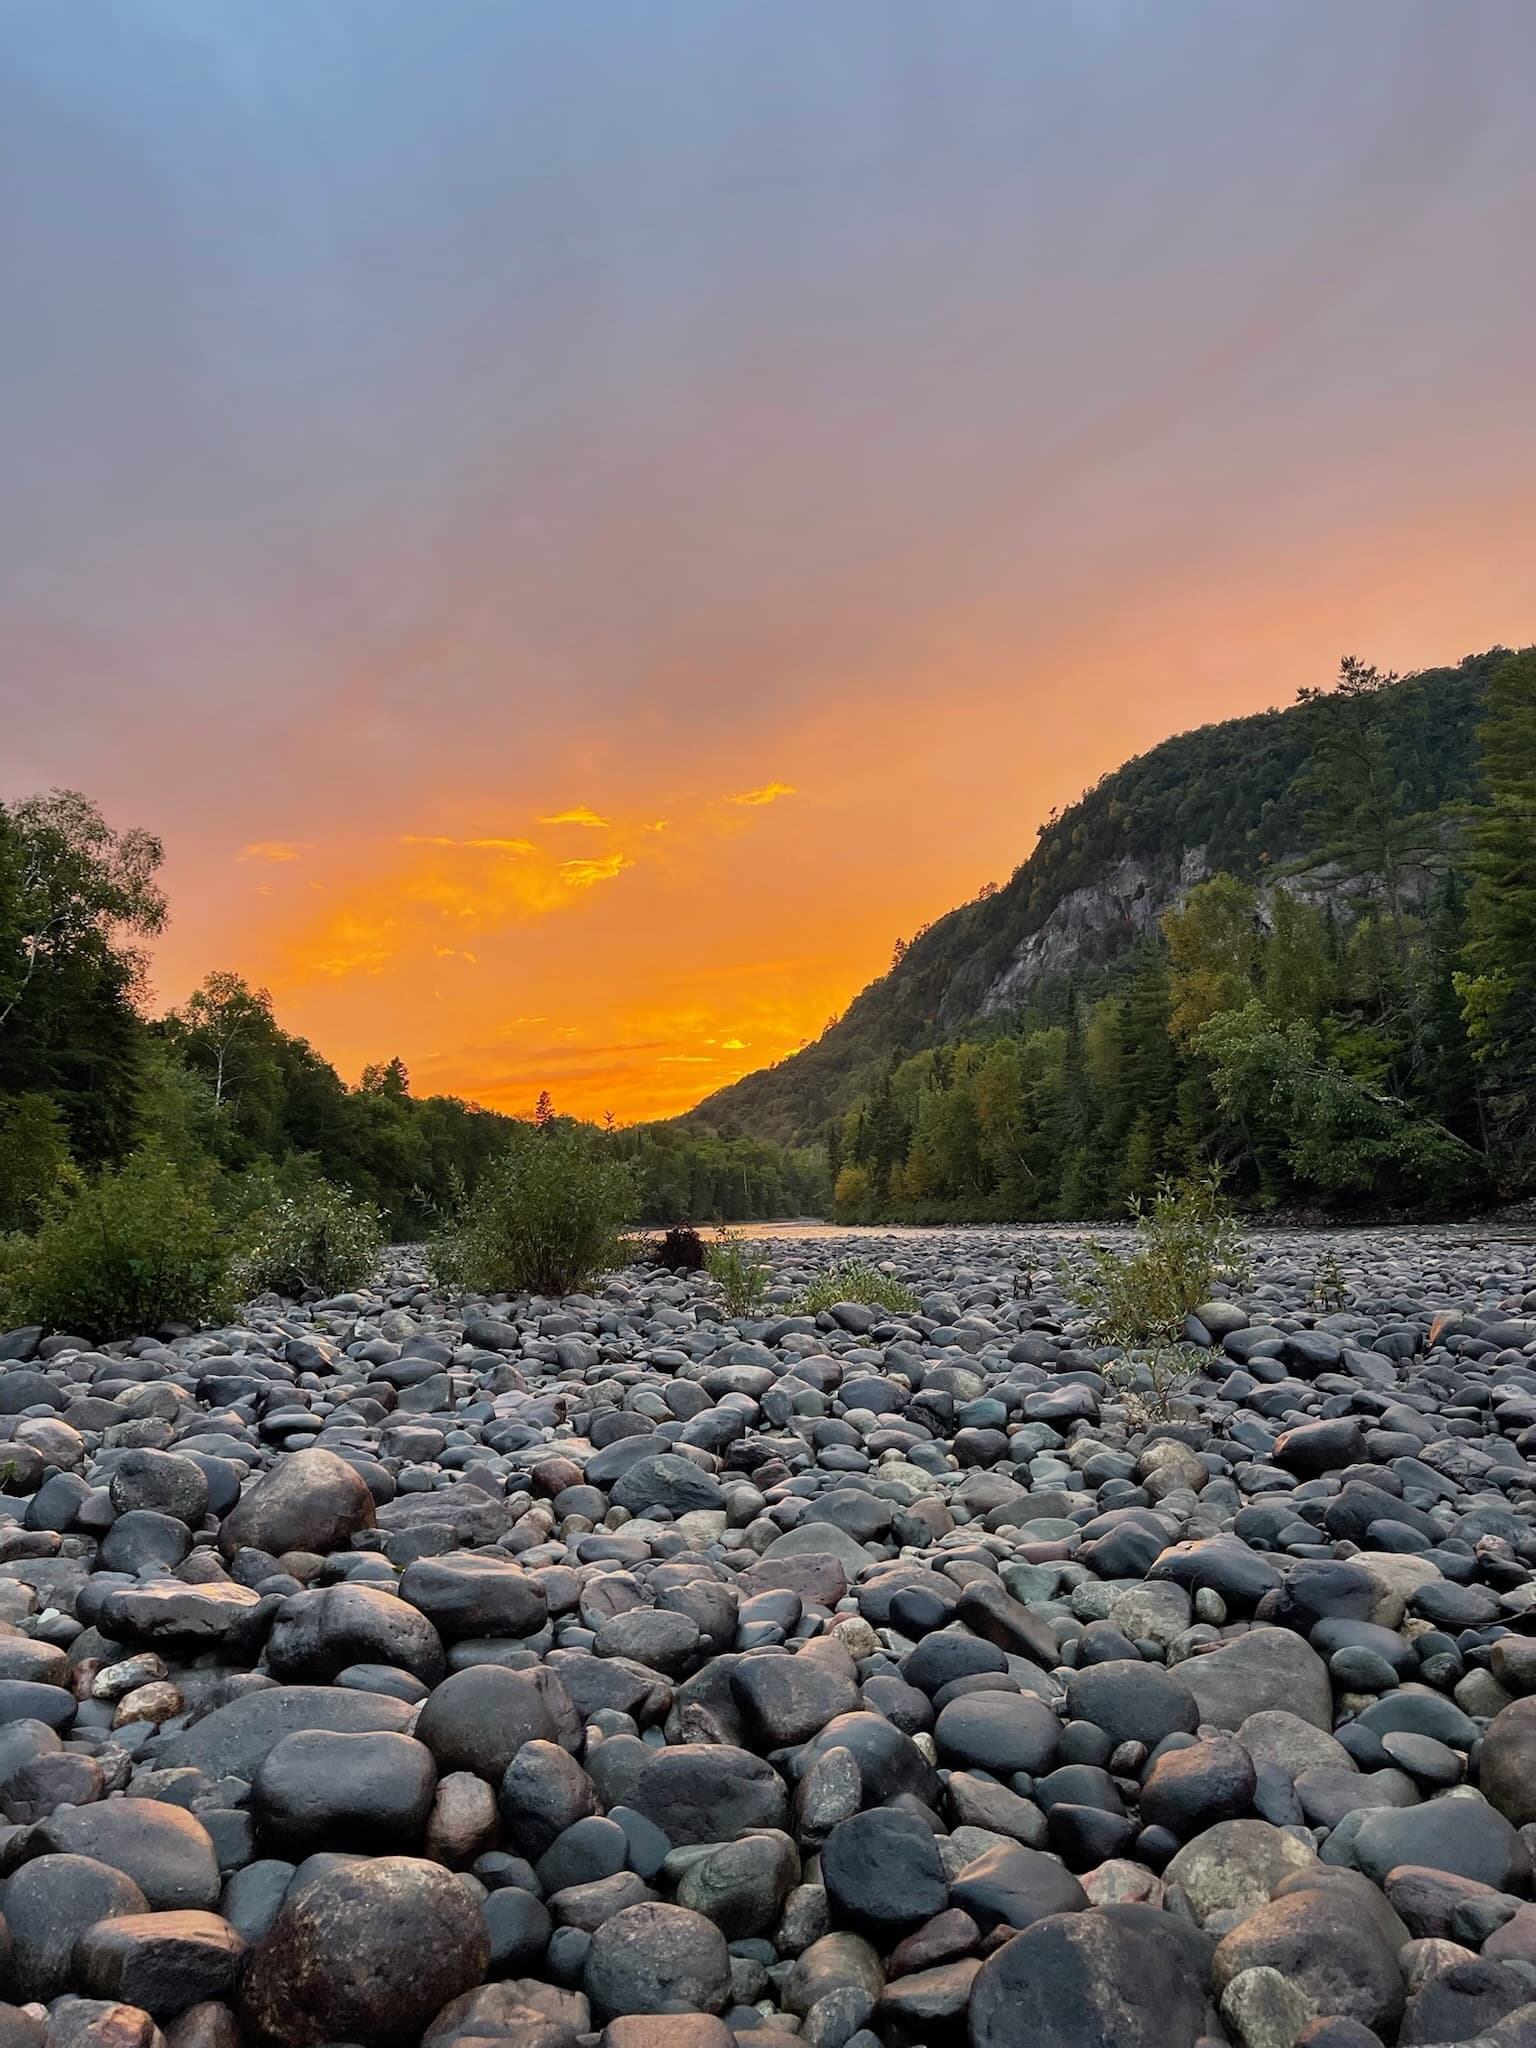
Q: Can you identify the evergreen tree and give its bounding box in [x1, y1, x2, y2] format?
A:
[1458, 649, 1536, 1174]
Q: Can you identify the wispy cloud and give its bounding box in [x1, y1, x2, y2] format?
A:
[304, 916, 397, 978]
[539, 807, 610, 828]
[239, 840, 310, 863]
[399, 835, 539, 855]
[727, 782, 797, 807]
[560, 852, 630, 887]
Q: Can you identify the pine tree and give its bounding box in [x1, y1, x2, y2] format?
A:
[1458, 649, 1536, 1173]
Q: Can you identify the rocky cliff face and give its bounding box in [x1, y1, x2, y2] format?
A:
[975, 847, 1211, 1016]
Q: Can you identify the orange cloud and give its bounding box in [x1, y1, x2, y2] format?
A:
[238, 840, 309, 863]
[399, 835, 539, 855]
[727, 782, 797, 807]
[559, 851, 629, 887]
[539, 807, 610, 828]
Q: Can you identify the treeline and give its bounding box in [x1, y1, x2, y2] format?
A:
[830, 651, 1536, 1221]
[0, 794, 823, 1239]
[615, 1125, 827, 1224]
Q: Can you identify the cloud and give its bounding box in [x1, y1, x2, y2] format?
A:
[238, 840, 309, 863]
[302, 915, 397, 978]
[399, 835, 539, 855]
[559, 851, 630, 887]
[539, 807, 610, 828]
[727, 783, 797, 807]
[721, 1036, 747, 1049]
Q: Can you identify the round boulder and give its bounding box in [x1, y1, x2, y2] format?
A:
[240, 1854, 489, 2048]
[217, 1449, 376, 1561]
[584, 1903, 731, 2019]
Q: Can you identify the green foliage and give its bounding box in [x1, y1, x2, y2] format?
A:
[1197, 1002, 1485, 1208]
[1066, 1171, 1248, 1348]
[0, 790, 167, 1162]
[1311, 1248, 1349, 1313]
[430, 1121, 636, 1298]
[1458, 648, 1536, 1178]
[791, 1260, 919, 1315]
[0, 1094, 77, 1233]
[703, 1229, 770, 1317]
[0, 1148, 235, 1341]
[613, 1122, 828, 1224]
[234, 1176, 384, 1299]
[1164, 876, 1263, 1049]
[1103, 1346, 1201, 1428]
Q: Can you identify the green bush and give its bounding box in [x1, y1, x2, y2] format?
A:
[0, 1148, 235, 1340]
[235, 1177, 383, 1299]
[431, 1122, 635, 1297]
[792, 1259, 919, 1315]
[704, 1228, 771, 1317]
[1067, 1170, 1247, 1349]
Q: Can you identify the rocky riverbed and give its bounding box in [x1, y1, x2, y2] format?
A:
[1, 1226, 1536, 2048]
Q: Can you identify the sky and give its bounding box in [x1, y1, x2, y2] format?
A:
[2, 2, 1534, 1123]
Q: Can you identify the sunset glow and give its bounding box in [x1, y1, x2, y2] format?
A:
[2, 4, 1534, 1121]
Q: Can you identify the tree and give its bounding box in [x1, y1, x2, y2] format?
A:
[1262, 893, 1335, 1026]
[0, 792, 166, 1160]
[1458, 648, 1536, 1172]
[360, 1056, 411, 1098]
[175, 973, 277, 1110]
[0, 790, 165, 1033]
[0, 1093, 74, 1232]
[534, 1089, 555, 1128]
[1163, 875, 1262, 1049]
[1296, 657, 1442, 956]
[1198, 1002, 1484, 1208]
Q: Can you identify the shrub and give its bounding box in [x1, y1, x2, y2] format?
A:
[0, 1148, 235, 1340]
[792, 1259, 919, 1315]
[235, 1177, 383, 1299]
[1066, 1170, 1247, 1349]
[704, 1228, 770, 1317]
[653, 1225, 706, 1273]
[832, 1164, 870, 1217]
[431, 1122, 635, 1298]
[1310, 1247, 1350, 1313]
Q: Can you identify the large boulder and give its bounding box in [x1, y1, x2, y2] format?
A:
[584, 1904, 732, 2019]
[217, 1449, 376, 1560]
[625, 1744, 787, 1845]
[1211, 1887, 1404, 2039]
[1179, 1627, 1333, 1732]
[156, 1686, 414, 1782]
[32, 1803, 220, 1911]
[240, 1855, 488, 2048]
[1481, 1698, 1536, 1826]
[968, 1905, 1211, 2048]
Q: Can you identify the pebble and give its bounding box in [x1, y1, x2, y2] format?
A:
[0, 1223, 1530, 2043]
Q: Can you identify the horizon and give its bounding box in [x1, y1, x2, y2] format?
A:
[3, 4, 1534, 1120]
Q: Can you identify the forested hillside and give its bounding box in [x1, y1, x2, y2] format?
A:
[687, 648, 1536, 1217]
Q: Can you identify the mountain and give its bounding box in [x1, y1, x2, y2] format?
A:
[684, 649, 1507, 1146]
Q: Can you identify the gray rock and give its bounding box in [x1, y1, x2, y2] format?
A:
[583, 1903, 731, 2019]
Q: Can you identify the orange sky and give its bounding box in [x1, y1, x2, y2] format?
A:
[2, 6, 1534, 1122]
